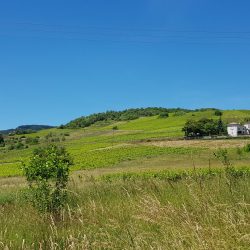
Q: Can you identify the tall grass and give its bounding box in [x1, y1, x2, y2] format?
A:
[0, 170, 249, 249]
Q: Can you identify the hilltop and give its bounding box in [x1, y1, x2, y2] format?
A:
[0, 125, 54, 135]
[64, 107, 215, 128]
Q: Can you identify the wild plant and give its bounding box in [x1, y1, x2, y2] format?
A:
[22, 144, 73, 214]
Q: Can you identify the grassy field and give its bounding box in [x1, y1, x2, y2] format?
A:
[0, 169, 249, 249]
[1, 109, 250, 177]
[0, 109, 250, 248]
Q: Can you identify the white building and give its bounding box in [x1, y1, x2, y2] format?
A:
[244, 123, 250, 134]
[227, 122, 250, 137]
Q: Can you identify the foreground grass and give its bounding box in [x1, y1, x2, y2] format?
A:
[0, 169, 249, 249]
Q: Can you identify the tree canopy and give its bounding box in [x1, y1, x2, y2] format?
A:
[182, 118, 226, 137]
[0, 134, 5, 147]
[66, 107, 191, 128]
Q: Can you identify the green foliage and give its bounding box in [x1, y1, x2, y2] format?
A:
[243, 117, 250, 122]
[101, 166, 250, 182]
[1, 109, 250, 177]
[45, 132, 54, 139]
[195, 108, 218, 112]
[217, 117, 225, 135]
[66, 107, 191, 128]
[213, 148, 231, 168]
[15, 142, 25, 150]
[72, 145, 198, 171]
[158, 112, 169, 118]
[22, 145, 73, 213]
[26, 137, 39, 145]
[0, 134, 5, 147]
[58, 124, 65, 129]
[236, 147, 243, 159]
[0, 170, 249, 249]
[214, 110, 223, 116]
[7, 144, 15, 150]
[10, 129, 36, 135]
[183, 118, 226, 137]
[172, 110, 186, 116]
[243, 143, 250, 152]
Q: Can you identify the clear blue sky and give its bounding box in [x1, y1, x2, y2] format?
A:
[0, 0, 250, 129]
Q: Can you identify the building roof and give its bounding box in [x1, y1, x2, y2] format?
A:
[227, 122, 241, 126]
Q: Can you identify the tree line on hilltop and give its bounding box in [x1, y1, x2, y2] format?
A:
[63, 107, 193, 128]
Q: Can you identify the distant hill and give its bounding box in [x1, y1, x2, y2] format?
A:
[65, 107, 221, 129]
[0, 125, 54, 135]
[65, 107, 195, 128]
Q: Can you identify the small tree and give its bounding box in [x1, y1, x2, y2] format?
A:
[112, 125, 118, 130]
[0, 134, 5, 147]
[214, 110, 223, 116]
[217, 117, 226, 135]
[159, 112, 169, 118]
[22, 145, 73, 213]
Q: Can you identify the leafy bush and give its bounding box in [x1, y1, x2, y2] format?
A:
[214, 110, 223, 116]
[26, 137, 39, 145]
[7, 144, 15, 150]
[172, 111, 186, 117]
[15, 142, 25, 149]
[158, 112, 169, 118]
[0, 134, 5, 147]
[22, 145, 73, 213]
[112, 126, 119, 130]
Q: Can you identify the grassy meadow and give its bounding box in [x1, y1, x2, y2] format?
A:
[0, 109, 250, 249]
[0, 170, 249, 249]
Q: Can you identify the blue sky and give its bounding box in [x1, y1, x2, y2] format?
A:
[0, 0, 250, 129]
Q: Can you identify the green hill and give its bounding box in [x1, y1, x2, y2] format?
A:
[1, 108, 250, 177]
[0, 125, 54, 135]
[1, 108, 250, 249]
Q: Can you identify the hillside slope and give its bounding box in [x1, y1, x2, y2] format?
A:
[0, 109, 250, 177]
[0, 125, 54, 135]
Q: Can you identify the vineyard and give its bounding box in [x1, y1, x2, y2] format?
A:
[1, 109, 250, 177]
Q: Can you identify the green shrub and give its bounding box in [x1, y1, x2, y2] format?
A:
[22, 145, 73, 213]
[158, 112, 169, 118]
[15, 142, 25, 149]
[0, 134, 5, 147]
[214, 110, 223, 116]
[7, 144, 15, 150]
[173, 111, 186, 116]
[26, 137, 39, 145]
